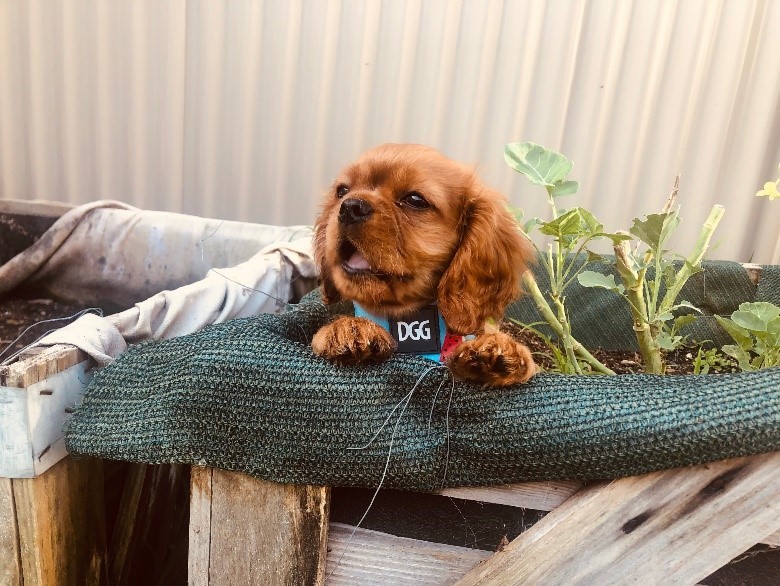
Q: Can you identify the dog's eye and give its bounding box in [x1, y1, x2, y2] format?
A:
[400, 191, 431, 210]
[336, 184, 350, 198]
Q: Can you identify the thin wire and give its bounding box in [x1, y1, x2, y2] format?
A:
[0, 308, 104, 365]
[427, 370, 450, 436]
[348, 364, 444, 450]
[329, 365, 444, 579]
[440, 372, 456, 488]
[199, 221, 287, 307]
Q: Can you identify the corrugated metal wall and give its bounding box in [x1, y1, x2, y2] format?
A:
[1, 0, 778, 262]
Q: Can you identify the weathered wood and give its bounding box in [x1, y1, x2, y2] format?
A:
[762, 528, 780, 547]
[327, 522, 491, 585]
[0, 344, 87, 388]
[188, 466, 214, 586]
[189, 467, 330, 585]
[1, 349, 94, 478]
[0, 478, 22, 585]
[457, 451, 780, 585]
[11, 456, 107, 585]
[438, 480, 585, 511]
[741, 262, 762, 286]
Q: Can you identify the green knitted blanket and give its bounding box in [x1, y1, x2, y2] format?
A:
[66, 260, 780, 490]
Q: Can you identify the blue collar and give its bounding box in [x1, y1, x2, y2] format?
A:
[354, 303, 448, 362]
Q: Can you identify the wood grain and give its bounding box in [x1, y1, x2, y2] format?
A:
[762, 528, 780, 547]
[189, 467, 330, 585]
[438, 480, 585, 511]
[11, 456, 107, 585]
[327, 523, 491, 585]
[0, 345, 87, 388]
[0, 478, 22, 585]
[457, 451, 780, 585]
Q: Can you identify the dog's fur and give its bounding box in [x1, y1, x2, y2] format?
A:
[311, 144, 536, 387]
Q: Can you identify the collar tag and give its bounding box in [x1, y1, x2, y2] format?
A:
[388, 305, 442, 355]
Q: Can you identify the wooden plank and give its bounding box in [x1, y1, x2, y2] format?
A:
[12, 456, 107, 585]
[327, 523, 491, 585]
[0, 478, 22, 585]
[762, 529, 780, 547]
[457, 451, 780, 585]
[438, 480, 585, 511]
[188, 466, 213, 586]
[741, 262, 762, 285]
[1, 354, 95, 478]
[188, 468, 330, 585]
[0, 344, 87, 388]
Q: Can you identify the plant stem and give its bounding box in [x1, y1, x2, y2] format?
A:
[614, 240, 664, 373]
[551, 295, 582, 374]
[659, 204, 725, 314]
[522, 271, 615, 375]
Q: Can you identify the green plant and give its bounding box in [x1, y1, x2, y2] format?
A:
[504, 142, 624, 375]
[690, 346, 737, 375]
[577, 180, 724, 374]
[715, 302, 780, 370]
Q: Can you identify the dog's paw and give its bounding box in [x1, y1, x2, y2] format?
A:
[447, 331, 536, 387]
[312, 316, 396, 366]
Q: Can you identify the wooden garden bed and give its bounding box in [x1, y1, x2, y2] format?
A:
[2, 200, 778, 584]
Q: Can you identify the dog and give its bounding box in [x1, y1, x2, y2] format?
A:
[311, 143, 536, 387]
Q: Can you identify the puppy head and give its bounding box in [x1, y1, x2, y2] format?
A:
[314, 144, 533, 333]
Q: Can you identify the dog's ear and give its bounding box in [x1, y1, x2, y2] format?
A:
[437, 187, 532, 334]
[313, 213, 341, 304]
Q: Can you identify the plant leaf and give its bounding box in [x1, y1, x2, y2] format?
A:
[674, 315, 697, 329]
[598, 232, 634, 244]
[731, 302, 780, 332]
[504, 143, 573, 187]
[670, 301, 702, 314]
[721, 344, 756, 371]
[586, 250, 606, 263]
[656, 331, 682, 350]
[629, 212, 680, 250]
[714, 315, 753, 348]
[524, 217, 542, 234]
[538, 209, 582, 239]
[576, 208, 603, 237]
[577, 271, 625, 294]
[551, 180, 580, 197]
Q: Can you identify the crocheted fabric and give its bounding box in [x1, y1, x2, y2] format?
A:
[66, 262, 780, 489]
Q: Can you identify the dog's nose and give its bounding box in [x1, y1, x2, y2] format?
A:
[339, 198, 373, 225]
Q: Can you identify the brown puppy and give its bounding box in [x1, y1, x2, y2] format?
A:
[311, 144, 536, 387]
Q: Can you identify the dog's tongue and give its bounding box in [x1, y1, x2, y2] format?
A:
[346, 250, 372, 271]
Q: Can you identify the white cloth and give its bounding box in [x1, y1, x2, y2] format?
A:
[0, 200, 313, 309]
[35, 239, 316, 365]
[1, 200, 317, 365]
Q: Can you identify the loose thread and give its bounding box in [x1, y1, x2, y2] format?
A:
[440, 371, 456, 489]
[0, 308, 104, 365]
[200, 220, 313, 309]
[328, 365, 444, 580]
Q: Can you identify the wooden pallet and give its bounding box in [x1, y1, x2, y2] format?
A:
[189, 451, 779, 585]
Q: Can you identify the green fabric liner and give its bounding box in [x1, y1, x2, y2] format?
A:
[66, 261, 780, 489]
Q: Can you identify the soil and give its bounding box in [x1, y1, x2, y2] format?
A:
[0, 296, 105, 362]
[501, 320, 740, 375]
